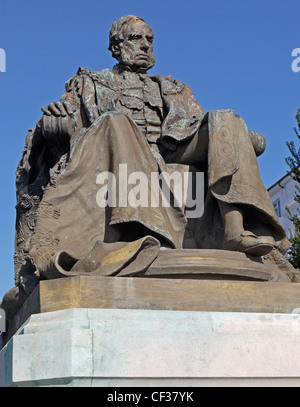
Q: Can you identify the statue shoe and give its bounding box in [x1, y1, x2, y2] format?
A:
[223, 231, 274, 257]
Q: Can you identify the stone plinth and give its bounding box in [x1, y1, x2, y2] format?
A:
[3, 276, 300, 346]
[2, 276, 300, 387]
[1, 308, 300, 387]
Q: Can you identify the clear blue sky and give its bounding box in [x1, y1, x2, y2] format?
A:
[0, 0, 299, 300]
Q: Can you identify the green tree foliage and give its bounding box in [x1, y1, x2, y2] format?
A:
[285, 109, 300, 268]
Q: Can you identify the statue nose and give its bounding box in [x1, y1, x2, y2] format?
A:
[140, 39, 150, 50]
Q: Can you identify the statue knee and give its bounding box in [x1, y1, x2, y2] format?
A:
[102, 111, 128, 121]
[101, 111, 135, 129]
[248, 130, 266, 157]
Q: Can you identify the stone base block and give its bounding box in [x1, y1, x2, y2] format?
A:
[2, 308, 300, 387]
[4, 276, 300, 346]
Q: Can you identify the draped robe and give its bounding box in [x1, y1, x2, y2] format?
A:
[14, 65, 285, 282]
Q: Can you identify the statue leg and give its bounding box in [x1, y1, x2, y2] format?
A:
[206, 110, 285, 256]
[164, 111, 284, 255]
[218, 201, 275, 256]
[30, 111, 195, 276]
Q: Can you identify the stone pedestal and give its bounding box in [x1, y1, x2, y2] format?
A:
[2, 276, 300, 387]
[1, 307, 300, 387]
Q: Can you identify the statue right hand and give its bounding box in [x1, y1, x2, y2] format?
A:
[41, 101, 76, 139]
[41, 101, 74, 118]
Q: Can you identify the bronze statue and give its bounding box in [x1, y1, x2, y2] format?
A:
[12, 15, 291, 302]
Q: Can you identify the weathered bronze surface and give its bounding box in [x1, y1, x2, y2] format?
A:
[2, 15, 299, 323]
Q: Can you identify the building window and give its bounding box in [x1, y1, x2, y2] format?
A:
[274, 199, 281, 218]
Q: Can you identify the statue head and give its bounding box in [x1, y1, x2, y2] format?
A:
[109, 15, 155, 72]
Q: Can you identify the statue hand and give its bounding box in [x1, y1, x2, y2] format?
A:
[41, 101, 76, 139]
[41, 101, 74, 117]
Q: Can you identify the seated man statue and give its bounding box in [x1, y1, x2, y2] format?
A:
[14, 15, 286, 294]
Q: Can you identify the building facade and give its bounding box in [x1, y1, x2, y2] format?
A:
[268, 173, 299, 239]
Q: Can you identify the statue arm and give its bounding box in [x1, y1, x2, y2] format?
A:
[38, 72, 95, 167]
[41, 74, 83, 139]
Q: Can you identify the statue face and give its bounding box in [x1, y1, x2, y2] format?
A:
[117, 19, 155, 72]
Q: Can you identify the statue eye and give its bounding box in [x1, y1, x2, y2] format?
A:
[129, 34, 141, 41]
